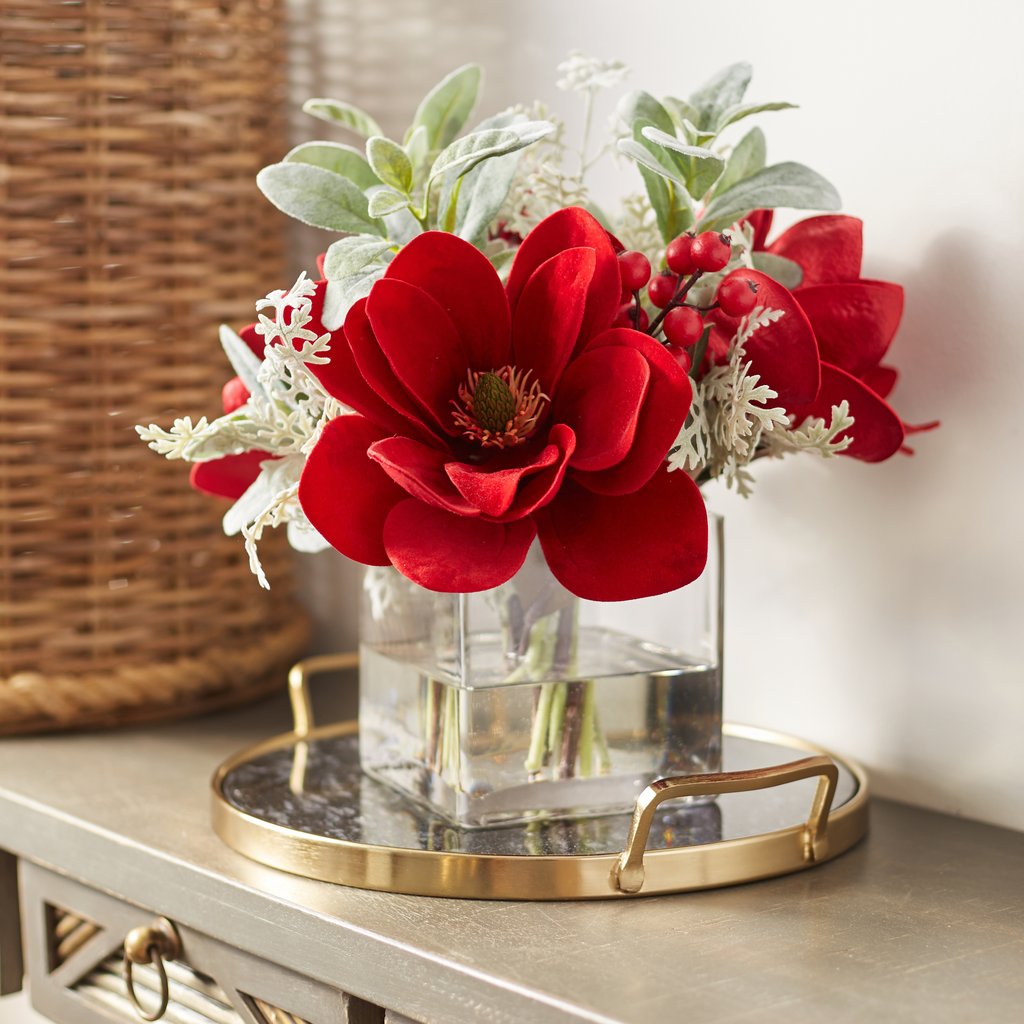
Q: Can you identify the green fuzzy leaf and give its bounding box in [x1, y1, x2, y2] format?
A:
[715, 101, 798, 133]
[454, 148, 521, 245]
[490, 247, 516, 280]
[617, 90, 676, 136]
[621, 121, 694, 243]
[404, 124, 430, 186]
[428, 121, 554, 186]
[409, 63, 482, 152]
[256, 162, 384, 235]
[700, 162, 841, 230]
[322, 235, 393, 281]
[716, 127, 767, 194]
[618, 137, 688, 189]
[366, 136, 413, 194]
[320, 265, 386, 332]
[283, 142, 379, 191]
[663, 98, 716, 146]
[367, 187, 411, 219]
[382, 205, 423, 246]
[446, 110, 545, 244]
[688, 63, 753, 130]
[663, 95, 700, 129]
[640, 127, 725, 199]
[752, 251, 804, 290]
[302, 98, 383, 139]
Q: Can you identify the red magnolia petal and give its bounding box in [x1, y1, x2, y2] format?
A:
[553, 345, 649, 471]
[340, 298, 439, 438]
[298, 416, 405, 565]
[861, 364, 898, 399]
[512, 247, 595, 393]
[571, 328, 691, 495]
[792, 362, 905, 462]
[506, 207, 620, 347]
[769, 215, 864, 285]
[708, 270, 820, 408]
[446, 423, 576, 520]
[796, 280, 904, 377]
[316, 252, 327, 278]
[386, 231, 510, 371]
[221, 376, 250, 414]
[368, 436, 479, 517]
[189, 451, 270, 500]
[536, 472, 708, 601]
[744, 209, 774, 250]
[239, 323, 263, 359]
[383, 500, 536, 592]
[367, 278, 467, 435]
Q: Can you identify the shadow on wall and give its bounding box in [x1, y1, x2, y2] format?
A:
[860, 227, 1018, 817]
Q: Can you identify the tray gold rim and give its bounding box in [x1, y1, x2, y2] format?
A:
[211, 721, 869, 900]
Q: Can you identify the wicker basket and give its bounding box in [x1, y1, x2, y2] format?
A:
[0, 0, 309, 735]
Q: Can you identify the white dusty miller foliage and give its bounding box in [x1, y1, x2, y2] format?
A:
[667, 305, 855, 497]
[136, 273, 348, 587]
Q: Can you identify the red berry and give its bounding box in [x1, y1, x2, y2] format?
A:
[611, 304, 633, 328]
[612, 303, 650, 331]
[662, 305, 704, 347]
[665, 234, 695, 275]
[690, 231, 732, 272]
[617, 250, 651, 292]
[619, 284, 634, 304]
[647, 271, 677, 308]
[716, 273, 759, 317]
[664, 343, 692, 372]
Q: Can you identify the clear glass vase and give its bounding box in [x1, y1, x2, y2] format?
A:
[359, 517, 724, 828]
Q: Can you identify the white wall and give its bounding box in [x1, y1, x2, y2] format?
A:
[287, 0, 1024, 831]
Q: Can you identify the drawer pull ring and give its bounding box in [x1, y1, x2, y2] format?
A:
[122, 918, 181, 1022]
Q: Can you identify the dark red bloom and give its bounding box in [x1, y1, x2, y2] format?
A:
[298, 207, 707, 599]
[716, 214, 936, 461]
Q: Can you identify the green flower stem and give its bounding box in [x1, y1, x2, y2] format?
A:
[525, 682, 555, 773]
[546, 682, 569, 759]
[592, 701, 613, 773]
[577, 680, 596, 777]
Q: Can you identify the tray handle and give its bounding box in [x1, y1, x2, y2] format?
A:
[612, 755, 839, 894]
[287, 653, 359, 794]
[288, 652, 360, 737]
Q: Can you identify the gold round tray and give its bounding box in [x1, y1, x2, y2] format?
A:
[211, 662, 868, 900]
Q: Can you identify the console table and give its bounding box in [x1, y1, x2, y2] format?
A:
[1, 679, 1022, 1024]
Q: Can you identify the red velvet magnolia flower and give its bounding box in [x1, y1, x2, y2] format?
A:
[298, 207, 707, 600]
[767, 213, 906, 460]
[724, 213, 936, 461]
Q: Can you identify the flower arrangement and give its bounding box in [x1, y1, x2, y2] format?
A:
[138, 56, 933, 604]
[137, 58, 937, 822]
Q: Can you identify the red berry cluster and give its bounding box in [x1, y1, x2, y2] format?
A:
[612, 229, 759, 375]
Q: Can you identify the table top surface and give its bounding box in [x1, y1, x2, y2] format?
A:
[1, 678, 1022, 1024]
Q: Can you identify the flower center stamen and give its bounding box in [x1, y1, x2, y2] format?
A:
[451, 366, 548, 449]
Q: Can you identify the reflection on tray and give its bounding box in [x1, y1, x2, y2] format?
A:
[222, 732, 855, 859]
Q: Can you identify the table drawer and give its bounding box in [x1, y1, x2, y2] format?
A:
[19, 861, 389, 1024]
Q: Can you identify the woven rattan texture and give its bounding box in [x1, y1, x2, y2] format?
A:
[0, 0, 309, 733]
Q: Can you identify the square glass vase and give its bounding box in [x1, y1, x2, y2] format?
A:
[359, 519, 723, 829]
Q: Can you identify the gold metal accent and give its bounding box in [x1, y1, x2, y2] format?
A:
[288, 651, 359, 737]
[122, 917, 181, 1022]
[211, 716, 869, 901]
[611, 755, 838, 894]
[286, 652, 359, 793]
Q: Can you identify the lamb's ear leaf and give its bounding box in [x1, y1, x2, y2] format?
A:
[256, 163, 385, 235]
[302, 98, 383, 139]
